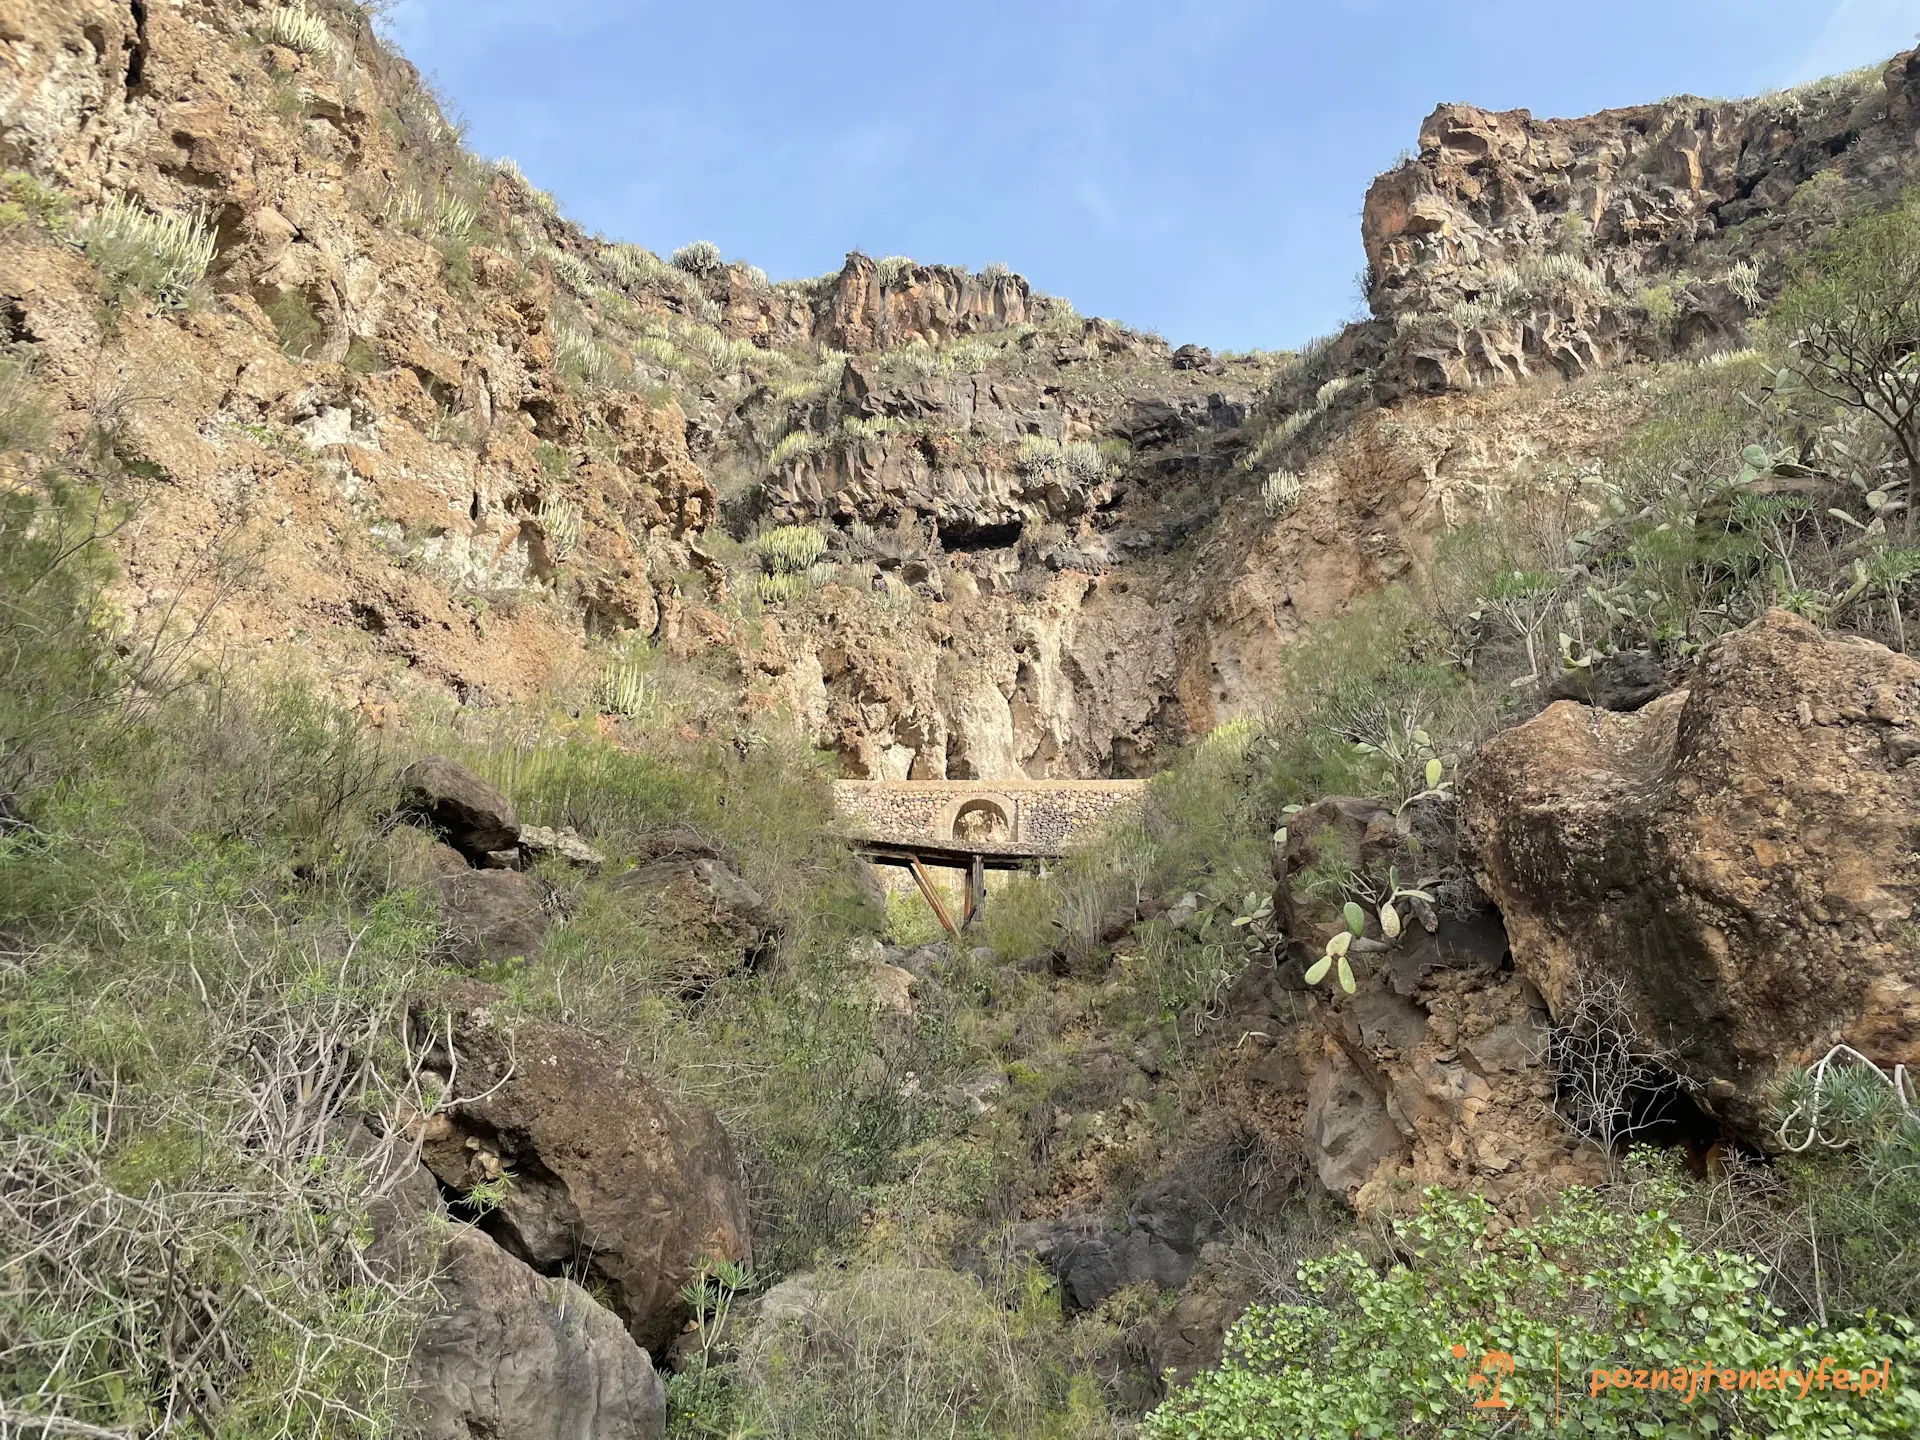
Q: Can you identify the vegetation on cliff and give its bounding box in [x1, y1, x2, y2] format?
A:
[7, 1, 1920, 1435]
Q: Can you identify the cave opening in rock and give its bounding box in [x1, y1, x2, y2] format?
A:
[1617, 1075, 1729, 1164]
[936, 516, 1023, 551]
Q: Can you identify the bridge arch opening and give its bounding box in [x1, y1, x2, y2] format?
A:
[951, 797, 1012, 845]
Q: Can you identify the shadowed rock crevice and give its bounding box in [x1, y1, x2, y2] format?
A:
[125, 1, 149, 93]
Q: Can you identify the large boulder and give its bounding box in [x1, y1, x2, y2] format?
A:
[603, 832, 778, 983]
[411, 1227, 666, 1440]
[397, 757, 520, 865]
[417, 984, 753, 1354]
[437, 869, 550, 969]
[1462, 610, 1920, 1139]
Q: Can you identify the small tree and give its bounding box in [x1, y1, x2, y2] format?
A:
[1776, 195, 1920, 540]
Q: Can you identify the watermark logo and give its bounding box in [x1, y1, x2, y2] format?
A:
[1451, 1343, 1515, 1410]
[1446, 1341, 1898, 1426]
[1589, 1357, 1896, 1403]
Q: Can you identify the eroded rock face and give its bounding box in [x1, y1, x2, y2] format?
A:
[412, 1228, 666, 1440]
[817, 253, 1042, 352]
[1462, 610, 1920, 1138]
[1362, 53, 1920, 394]
[418, 984, 753, 1355]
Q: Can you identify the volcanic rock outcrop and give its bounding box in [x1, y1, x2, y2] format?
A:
[417, 983, 753, 1355]
[1362, 55, 1920, 394]
[412, 1228, 668, 1440]
[1462, 610, 1920, 1139]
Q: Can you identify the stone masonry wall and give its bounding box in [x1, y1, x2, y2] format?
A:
[834, 780, 1148, 853]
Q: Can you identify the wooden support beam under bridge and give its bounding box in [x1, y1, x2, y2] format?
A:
[854, 840, 1053, 939]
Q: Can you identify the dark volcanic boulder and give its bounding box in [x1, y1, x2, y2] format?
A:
[437, 869, 550, 969]
[604, 846, 778, 979]
[397, 756, 520, 864]
[412, 1227, 666, 1440]
[1304, 1047, 1405, 1194]
[974, 1171, 1227, 1313]
[1462, 610, 1920, 1139]
[417, 984, 752, 1355]
[1543, 648, 1668, 712]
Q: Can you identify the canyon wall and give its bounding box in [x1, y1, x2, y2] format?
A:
[5, 4, 1919, 782]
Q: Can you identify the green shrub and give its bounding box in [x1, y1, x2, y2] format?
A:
[82, 194, 217, 312]
[259, 3, 334, 58]
[731, 1263, 1111, 1440]
[0, 352, 51, 455]
[554, 318, 623, 388]
[0, 170, 70, 237]
[672, 239, 724, 276]
[1148, 1182, 1920, 1439]
[265, 286, 325, 358]
[1776, 1052, 1920, 1321]
[936, 338, 999, 375]
[0, 482, 442, 1438]
[1775, 191, 1920, 533]
[0, 477, 130, 797]
[1639, 281, 1677, 331]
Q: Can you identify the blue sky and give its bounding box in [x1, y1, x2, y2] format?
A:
[386, 0, 1920, 352]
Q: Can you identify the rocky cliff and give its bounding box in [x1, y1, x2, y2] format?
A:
[15, 6, 1920, 1430]
[16, 4, 1915, 788]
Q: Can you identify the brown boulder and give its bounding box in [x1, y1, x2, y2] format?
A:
[1303, 1046, 1405, 1194]
[417, 984, 753, 1354]
[1461, 610, 1920, 1138]
[411, 1228, 666, 1440]
[604, 851, 778, 978]
[437, 869, 550, 969]
[1273, 795, 1405, 946]
[397, 757, 520, 865]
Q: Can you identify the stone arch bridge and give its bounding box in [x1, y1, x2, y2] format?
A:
[833, 779, 1148, 934]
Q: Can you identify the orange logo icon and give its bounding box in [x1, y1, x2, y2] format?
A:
[1460, 1347, 1514, 1409]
